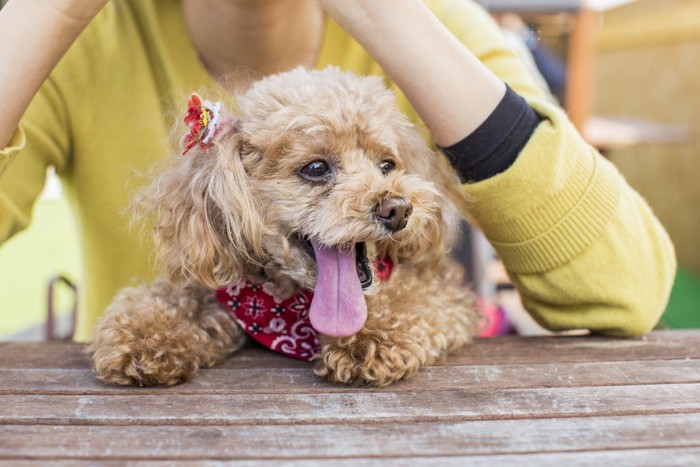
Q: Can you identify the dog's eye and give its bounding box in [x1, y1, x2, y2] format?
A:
[379, 159, 396, 175]
[299, 160, 331, 181]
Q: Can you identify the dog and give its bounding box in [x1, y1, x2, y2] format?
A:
[89, 66, 478, 387]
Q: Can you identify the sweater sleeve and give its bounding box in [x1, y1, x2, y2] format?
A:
[428, 0, 676, 336]
[440, 86, 541, 183]
[0, 77, 71, 243]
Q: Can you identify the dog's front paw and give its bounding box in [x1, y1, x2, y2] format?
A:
[315, 333, 428, 387]
[89, 325, 200, 387]
[88, 283, 244, 387]
[88, 307, 204, 387]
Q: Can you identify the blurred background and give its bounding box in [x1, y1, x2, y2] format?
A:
[1, 0, 698, 340]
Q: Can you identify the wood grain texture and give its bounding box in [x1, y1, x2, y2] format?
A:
[3, 450, 699, 467]
[1, 331, 698, 463]
[1, 414, 699, 460]
[2, 452, 700, 467]
[2, 384, 698, 425]
[0, 359, 698, 395]
[2, 450, 700, 467]
[1, 331, 698, 369]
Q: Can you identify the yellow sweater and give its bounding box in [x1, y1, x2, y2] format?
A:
[0, 0, 676, 341]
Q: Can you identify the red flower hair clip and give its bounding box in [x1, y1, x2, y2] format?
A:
[181, 93, 226, 155]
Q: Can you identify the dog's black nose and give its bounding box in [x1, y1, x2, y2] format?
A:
[375, 195, 413, 232]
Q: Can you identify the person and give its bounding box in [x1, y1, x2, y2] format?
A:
[0, 0, 675, 342]
[495, 12, 568, 103]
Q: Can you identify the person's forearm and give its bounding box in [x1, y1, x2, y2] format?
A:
[0, 0, 106, 149]
[318, 0, 506, 147]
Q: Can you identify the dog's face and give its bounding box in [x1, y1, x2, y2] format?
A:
[141, 67, 463, 335]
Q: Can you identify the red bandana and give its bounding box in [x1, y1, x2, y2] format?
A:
[216, 257, 394, 361]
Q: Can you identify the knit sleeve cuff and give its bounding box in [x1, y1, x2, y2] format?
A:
[0, 127, 26, 177]
[461, 101, 623, 274]
[441, 85, 541, 183]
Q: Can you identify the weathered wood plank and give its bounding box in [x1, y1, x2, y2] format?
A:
[441, 331, 700, 366]
[1, 359, 698, 395]
[0, 342, 310, 370]
[1, 415, 699, 460]
[1, 332, 697, 463]
[2, 331, 698, 370]
[1, 384, 698, 425]
[4, 448, 700, 467]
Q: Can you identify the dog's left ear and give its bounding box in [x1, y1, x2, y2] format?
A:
[135, 113, 269, 290]
[394, 123, 470, 264]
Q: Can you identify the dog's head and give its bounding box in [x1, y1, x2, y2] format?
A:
[138, 67, 465, 336]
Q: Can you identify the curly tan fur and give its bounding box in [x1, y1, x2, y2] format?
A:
[316, 258, 478, 386]
[90, 66, 477, 387]
[88, 281, 246, 386]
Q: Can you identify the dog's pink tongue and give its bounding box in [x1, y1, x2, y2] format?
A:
[309, 240, 367, 337]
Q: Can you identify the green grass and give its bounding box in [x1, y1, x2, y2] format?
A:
[0, 197, 80, 337]
[660, 267, 700, 329]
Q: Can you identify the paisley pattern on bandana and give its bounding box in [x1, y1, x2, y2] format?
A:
[216, 256, 394, 361]
[217, 282, 319, 361]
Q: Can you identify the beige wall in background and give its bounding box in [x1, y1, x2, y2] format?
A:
[594, 0, 700, 275]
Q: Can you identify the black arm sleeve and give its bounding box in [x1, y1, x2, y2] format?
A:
[440, 86, 542, 183]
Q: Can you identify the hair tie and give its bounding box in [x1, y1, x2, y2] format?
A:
[181, 93, 226, 155]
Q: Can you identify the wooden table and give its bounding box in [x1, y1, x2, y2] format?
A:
[1, 330, 699, 465]
[478, 0, 582, 13]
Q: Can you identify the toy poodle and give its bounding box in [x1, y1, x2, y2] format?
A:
[89, 66, 478, 387]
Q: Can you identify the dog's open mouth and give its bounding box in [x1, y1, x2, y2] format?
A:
[296, 235, 372, 337]
[299, 237, 373, 290]
[354, 243, 373, 290]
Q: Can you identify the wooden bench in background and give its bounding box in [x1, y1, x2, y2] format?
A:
[482, 0, 693, 150]
[1, 330, 699, 464]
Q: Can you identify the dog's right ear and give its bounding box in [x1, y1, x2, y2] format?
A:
[134, 115, 269, 290]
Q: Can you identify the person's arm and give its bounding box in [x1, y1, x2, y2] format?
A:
[0, 0, 102, 242]
[319, 0, 676, 336]
[318, 0, 504, 147]
[0, 75, 72, 244]
[0, 0, 107, 150]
